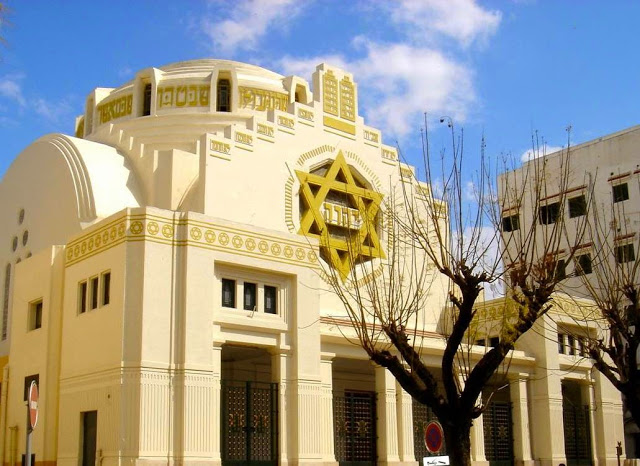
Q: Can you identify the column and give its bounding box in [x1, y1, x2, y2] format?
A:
[510, 374, 533, 466]
[395, 382, 415, 464]
[211, 344, 222, 465]
[320, 353, 338, 465]
[375, 366, 400, 466]
[591, 371, 625, 466]
[471, 408, 488, 465]
[272, 351, 291, 466]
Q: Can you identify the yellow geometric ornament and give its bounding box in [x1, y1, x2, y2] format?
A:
[296, 151, 385, 281]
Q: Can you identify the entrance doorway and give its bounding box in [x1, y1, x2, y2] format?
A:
[221, 346, 278, 466]
[562, 382, 592, 466]
[81, 410, 97, 466]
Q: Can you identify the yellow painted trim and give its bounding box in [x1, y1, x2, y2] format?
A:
[323, 116, 356, 135]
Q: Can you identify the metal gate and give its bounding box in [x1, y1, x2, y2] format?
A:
[334, 391, 377, 466]
[221, 381, 278, 466]
[412, 399, 447, 459]
[483, 402, 514, 466]
[563, 405, 592, 466]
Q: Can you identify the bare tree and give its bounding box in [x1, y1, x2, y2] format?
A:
[317, 122, 587, 466]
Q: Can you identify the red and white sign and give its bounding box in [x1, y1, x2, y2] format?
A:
[28, 381, 38, 430]
[424, 420, 444, 453]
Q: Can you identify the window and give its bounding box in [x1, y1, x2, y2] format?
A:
[568, 195, 586, 218]
[142, 83, 152, 116]
[23, 374, 39, 401]
[264, 285, 277, 314]
[217, 79, 231, 112]
[489, 336, 499, 348]
[222, 279, 236, 308]
[616, 244, 635, 264]
[575, 254, 592, 275]
[567, 335, 575, 355]
[577, 337, 586, 357]
[28, 299, 42, 331]
[502, 214, 520, 232]
[78, 280, 88, 314]
[475, 338, 486, 347]
[555, 259, 566, 280]
[557, 333, 565, 354]
[90, 276, 99, 310]
[243, 282, 257, 311]
[102, 271, 111, 306]
[612, 183, 629, 203]
[539, 202, 560, 225]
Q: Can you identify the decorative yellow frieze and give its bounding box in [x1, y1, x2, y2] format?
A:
[339, 76, 355, 121]
[298, 108, 314, 122]
[277, 115, 295, 131]
[322, 70, 339, 116]
[238, 86, 289, 112]
[210, 140, 231, 156]
[382, 148, 398, 162]
[156, 84, 210, 109]
[97, 94, 133, 125]
[234, 132, 253, 147]
[323, 116, 355, 136]
[257, 123, 275, 139]
[65, 212, 320, 269]
[296, 151, 385, 281]
[363, 129, 379, 144]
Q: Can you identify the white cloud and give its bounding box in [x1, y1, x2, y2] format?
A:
[0, 74, 26, 107]
[520, 145, 563, 163]
[389, 0, 502, 48]
[201, 0, 303, 55]
[279, 41, 475, 136]
[32, 97, 74, 125]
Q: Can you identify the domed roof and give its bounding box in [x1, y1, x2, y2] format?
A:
[157, 59, 285, 80]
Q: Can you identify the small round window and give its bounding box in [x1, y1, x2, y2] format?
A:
[18, 209, 25, 225]
[22, 230, 29, 246]
[11, 237, 18, 252]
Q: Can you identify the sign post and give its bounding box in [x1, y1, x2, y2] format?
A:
[25, 381, 38, 466]
[423, 421, 449, 466]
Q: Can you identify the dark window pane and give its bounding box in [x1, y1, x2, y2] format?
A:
[102, 272, 111, 306]
[616, 244, 636, 264]
[79, 281, 87, 313]
[568, 195, 586, 218]
[539, 202, 560, 225]
[612, 183, 629, 203]
[23, 374, 39, 401]
[264, 285, 277, 314]
[217, 79, 231, 112]
[555, 259, 566, 280]
[489, 337, 499, 348]
[502, 214, 520, 232]
[143, 84, 152, 116]
[576, 254, 592, 275]
[90, 277, 99, 310]
[567, 335, 575, 355]
[243, 282, 256, 310]
[222, 279, 236, 308]
[558, 333, 565, 354]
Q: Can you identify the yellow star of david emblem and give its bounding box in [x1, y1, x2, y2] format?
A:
[296, 151, 385, 281]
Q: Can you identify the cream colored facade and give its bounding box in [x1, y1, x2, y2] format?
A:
[0, 59, 628, 466]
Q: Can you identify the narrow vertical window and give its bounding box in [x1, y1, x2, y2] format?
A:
[243, 282, 256, 311]
[217, 79, 231, 112]
[102, 272, 111, 306]
[28, 300, 42, 331]
[79, 281, 88, 314]
[2, 264, 10, 340]
[90, 277, 99, 310]
[558, 333, 565, 354]
[222, 279, 236, 308]
[567, 335, 575, 355]
[143, 83, 152, 116]
[555, 259, 566, 280]
[264, 285, 277, 314]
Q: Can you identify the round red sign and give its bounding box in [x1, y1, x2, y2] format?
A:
[424, 421, 444, 453]
[28, 380, 38, 430]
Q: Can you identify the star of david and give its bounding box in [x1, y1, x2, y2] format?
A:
[296, 151, 385, 281]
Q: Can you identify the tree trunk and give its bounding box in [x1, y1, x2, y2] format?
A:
[443, 417, 473, 466]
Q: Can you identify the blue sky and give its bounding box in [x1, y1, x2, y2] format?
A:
[0, 1, 638, 178]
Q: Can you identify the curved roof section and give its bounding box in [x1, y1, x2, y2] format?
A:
[158, 59, 285, 80]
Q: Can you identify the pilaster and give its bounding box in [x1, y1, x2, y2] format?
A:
[509, 374, 533, 466]
[591, 371, 625, 466]
[396, 383, 415, 464]
[375, 366, 400, 466]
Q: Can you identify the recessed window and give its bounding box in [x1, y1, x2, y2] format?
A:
[217, 79, 231, 112]
[222, 279, 236, 308]
[568, 195, 586, 218]
[475, 339, 486, 347]
[28, 299, 42, 331]
[264, 285, 277, 314]
[612, 183, 629, 203]
[243, 282, 257, 311]
[23, 374, 39, 401]
[539, 202, 560, 225]
[90, 276, 99, 310]
[567, 335, 575, 355]
[577, 337, 586, 357]
[555, 259, 566, 280]
[502, 214, 520, 232]
[558, 333, 565, 354]
[78, 280, 88, 314]
[143, 83, 152, 116]
[575, 254, 592, 275]
[616, 244, 635, 263]
[102, 272, 111, 306]
[489, 336, 499, 348]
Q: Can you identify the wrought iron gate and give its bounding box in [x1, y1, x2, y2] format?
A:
[221, 381, 278, 466]
[483, 402, 514, 466]
[412, 399, 447, 459]
[334, 391, 377, 466]
[563, 405, 592, 466]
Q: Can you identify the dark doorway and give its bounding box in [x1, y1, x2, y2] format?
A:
[334, 391, 377, 466]
[483, 401, 514, 466]
[81, 410, 97, 466]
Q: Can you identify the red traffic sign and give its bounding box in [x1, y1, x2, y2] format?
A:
[424, 421, 444, 453]
[28, 381, 38, 430]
